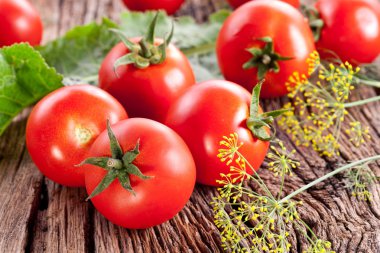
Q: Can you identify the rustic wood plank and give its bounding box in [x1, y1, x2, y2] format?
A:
[0, 0, 379, 252]
[0, 111, 43, 252]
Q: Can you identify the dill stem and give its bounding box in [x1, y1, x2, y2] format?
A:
[344, 96, 380, 108]
[278, 155, 380, 203]
[358, 78, 380, 88]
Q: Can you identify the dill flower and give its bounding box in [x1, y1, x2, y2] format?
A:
[218, 133, 244, 166]
[345, 121, 371, 147]
[212, 133, 337, 253]
[279, 51, 371, 157]
[345, 162, 380, 201]
[267, 141, 300, 177]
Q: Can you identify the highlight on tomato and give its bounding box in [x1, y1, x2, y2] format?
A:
[216, 1, 315, 98]
[81, 118, 196, 229]
[309, 0, 380, 64]
[99, 13, 195, 123]
[0, 0, 43, 47]
[227, 0, 300, 9]
[26, 85, 128, 187]
[166, 80, 287, 186]
[122, 0, 185, 15]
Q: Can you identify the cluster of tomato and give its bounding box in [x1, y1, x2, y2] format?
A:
[3, 0, 380, 229]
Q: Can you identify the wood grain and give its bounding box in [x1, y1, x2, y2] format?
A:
[0, 0, 379, 252]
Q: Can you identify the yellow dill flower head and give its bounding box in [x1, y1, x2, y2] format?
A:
[267, 141, 300, 177]
[218, 133, 244, 166]
[306, 50, 321, 75]
[345, 162, 379, 201]
[279, 51, 366, 157]
[345, 121, 371, 147]
[304, 239, 335, 253]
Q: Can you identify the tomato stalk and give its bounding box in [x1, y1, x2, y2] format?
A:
[111, 12, 174, 70]
[243, 37, 292, 80]
[301, 5, 324, 42]
[246, 81, 290, 141]
[78, 120, 152, 199]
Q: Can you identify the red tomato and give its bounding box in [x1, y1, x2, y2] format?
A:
[99, 39, 195, 123]
[217, 1, 315, 98]
[227, 0, 300, 9]
[316, 0, 380, 64]
[26, 85, 128, 187]
[85, 118, 196, 228]
[0, 0, 43, 47]
[122, 0, 185, 15]
[165, 80, 269, 186]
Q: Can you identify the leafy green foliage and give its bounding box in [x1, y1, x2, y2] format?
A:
[0, 44, 63, 135]
[38, 18, 119, 84]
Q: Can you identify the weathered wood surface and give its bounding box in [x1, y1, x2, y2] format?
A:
[0, 0, 379, 252]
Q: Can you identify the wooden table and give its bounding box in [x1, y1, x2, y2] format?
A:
[1, 0, 380, 252]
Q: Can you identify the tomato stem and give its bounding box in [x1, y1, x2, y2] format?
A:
[78, 120, 152, 200]
[279, 155, 380, 203]
[246, 81, 290, 141]
[243, 37, 292, 80]
[111, 12, 174, 70]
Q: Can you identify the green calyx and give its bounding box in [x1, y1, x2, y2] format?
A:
[78, 120, 152, 200]
[243, 37, 292, 80]
[301, 5, 324, 42]
[246, 81, 290, 141]
[111, 12, 174, 70]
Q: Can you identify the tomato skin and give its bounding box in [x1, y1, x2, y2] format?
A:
[0, 0, 43, 47]
[227, 0, 300, 9]
[122, 0, 185, 15]
[99, 40, 195, 123]
[26, 85, 128, 187]
[217, 1, 315, 98]
[316, 0, 380, 64]
[85, 118, 196, 229]
[165, 80, 269, 186]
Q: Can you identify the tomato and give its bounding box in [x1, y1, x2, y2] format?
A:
[122, 0, 185, 15]
[165, 80, 270, 186]
[99, 39, 195, 123]
[217, 1, 315, 98]
[26, 85, 128, 187]
[315, 0, 380, 64]
[84, 118, 196, 229]
[227, 0, 300, 9]
[0, 0, 43, 47]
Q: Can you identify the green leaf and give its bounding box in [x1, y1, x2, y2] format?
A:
[87, 169, 119, 200]
[38, 18, 119, 85]
[126, 164, 152, 180]
[106, 120, 123, 159]
[122, 139, 140, 164]
[0, 43, 63, 136]
[118, 171, 134, 194]
[77, 157, 111, 169]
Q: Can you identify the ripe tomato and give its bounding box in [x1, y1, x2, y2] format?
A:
[315, 0, 380, 64]
[165, 80, 270, 186]
[217, 1, 315, 98]
[227, 0, 300, 9]
[99, 39, 195, 123]
[84, 118, 196, 228]
[26, 85, 128, 187]
[0, 0, 43, 47]
[122, 0, 185, 15]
